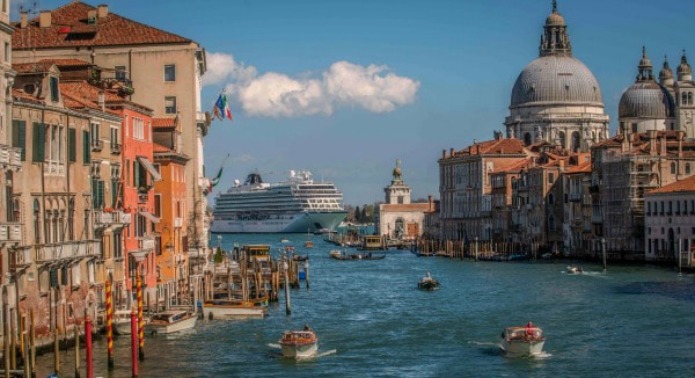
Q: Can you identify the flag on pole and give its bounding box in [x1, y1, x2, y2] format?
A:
[213, 93, 233, 121]
[205, 154, 230, 194]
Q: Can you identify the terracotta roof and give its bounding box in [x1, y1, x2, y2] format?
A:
[13, 62, 55, 73]
[11, 88, 43, 104]
[152, 117, 176, 129]
[39, 58, 92, 67]
[564, 160, 592, 174]
[380, 203, 431, 212]
[60, 82, 122, 115]
[153, 143, 171, 153]
[13, 2, 193, 50]
[647, 174, 695, 195]
[450, 138, 527, 158]
[491, 157, 533, 174]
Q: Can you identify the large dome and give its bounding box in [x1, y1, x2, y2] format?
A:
[619, 81, 674, 119]
[510, 56, 603, 108]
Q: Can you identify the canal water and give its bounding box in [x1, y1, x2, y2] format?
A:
[35, 234, 695, 377]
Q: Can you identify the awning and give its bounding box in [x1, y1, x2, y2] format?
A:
[137, 157, 162, 181]
[139, 211, 160, 224]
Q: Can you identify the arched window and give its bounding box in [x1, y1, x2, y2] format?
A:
[682, 92, 688, 105]
[671, 162, 676, 174]
[688, 92, 693, 105]
[558, 131, 566, 149]
[33, 199, 41, 244]
[523, 133, 532, 146]
[571, 131, 581, 152]
[12, 199, 20, 222]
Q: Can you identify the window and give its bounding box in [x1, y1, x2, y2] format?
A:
[631, 123, 637, 133]
[33, 199, 41, 244]
[50, 77, 60, 102]
[548, 173, 554, 183]
[686, 163, 691, 175]
[12, 120, 26, 161]
[671, 162, 676, 175]
[154, 194, 162, 217]
[164, 64, 176, 82]
[3, 42, 9, 63]
[110, 126, 119, 148]
[115, 66, 126, 81]
[165, 96, 177, 114]
[133, 118, 144, 140]
[90, 123, 100, 146]
[82, 130, 91, 164]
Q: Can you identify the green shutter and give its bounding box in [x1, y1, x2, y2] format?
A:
[112, 179, 119, 207]
[97, 180, 105, 209]
[32, 123, 45, 162]
[12, 120, 27, 161]
[82, 130, 91, 164]
[68, 128, 76, 162]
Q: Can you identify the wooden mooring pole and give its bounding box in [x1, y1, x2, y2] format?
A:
[283, 257, 291, 315]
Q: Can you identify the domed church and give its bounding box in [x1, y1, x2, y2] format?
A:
[504, 1, 609, 152]
[618, 47, 695, 138]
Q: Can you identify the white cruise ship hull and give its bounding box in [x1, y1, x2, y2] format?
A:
[211, 211, 347, 234]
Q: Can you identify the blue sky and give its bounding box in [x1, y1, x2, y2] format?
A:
[16, 0, 695, 205]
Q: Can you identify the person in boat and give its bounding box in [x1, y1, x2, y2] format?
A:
[525, 322, 535, 339]
[303, 324, 312, 331]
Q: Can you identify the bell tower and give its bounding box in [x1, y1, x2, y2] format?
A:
[384, 160, 411, 205]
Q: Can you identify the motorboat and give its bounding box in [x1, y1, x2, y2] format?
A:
[500, 323, 545, 357]
[330, 251, 385, 260]
[566, 265, 583, 274]
[304, 240, 314, 248]
[279, 326, 319, 359]
[144, 310, 197, 335]
[203, 298, 268, 320]
[417, 272, 439, 291]
[112, 309, 134, 335]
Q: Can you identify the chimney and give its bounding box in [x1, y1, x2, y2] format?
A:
[97, 4, 109, 18]
[450, 148, 454, 157]
[98, 91, 105, 111]
[20, 11, 28, 28]
[428, 195, 434, 212]
[39, 10, 52, 28]
[442, 149, 446, 159]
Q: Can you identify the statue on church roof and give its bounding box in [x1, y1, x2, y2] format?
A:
[392, 159, 402, 180]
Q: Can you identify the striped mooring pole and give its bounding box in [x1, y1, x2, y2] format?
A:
[137, 275, 145, 361]
[106, 279, 114, 370]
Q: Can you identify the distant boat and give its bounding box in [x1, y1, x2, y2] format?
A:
[329, 251, 385, 260]
[279, 326, 319, 359]
[566, 265, 583, 274]
[304, 229, 314, 248]
[281, 239, 290, 243]
[203, 298, 268, 320]
[500, 323, 545, 357]
[417, 272, 440, 291]
[145, 311, 197, 335]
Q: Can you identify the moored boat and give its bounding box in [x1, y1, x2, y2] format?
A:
[203, 298, 268, 320]
[500, 322, 545, 357]
[418, 272, 439, 291]
[330, 251, 385, 260]
[144, 310, 197, 335]
[112, 309, 134, 335]
[279, 326, 319, 359]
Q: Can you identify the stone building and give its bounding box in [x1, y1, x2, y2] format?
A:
[375, 161, 430, 240]
[644, 174, 695, 267]
[561, 153, 592, 256]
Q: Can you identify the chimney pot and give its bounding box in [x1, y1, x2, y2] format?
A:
[39, 10, 52, 28]
[97, 4, 109, 18]
[20, 11, 28, 29]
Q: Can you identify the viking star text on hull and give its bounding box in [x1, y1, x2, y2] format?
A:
[211, 170, 348, 233]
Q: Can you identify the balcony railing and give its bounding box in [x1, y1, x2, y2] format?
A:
[118, 211, 132, 225]
[14, 248, 33, 266]
[43, 161, 65, 176]
[138, 236, 156, 253]
[0, 144, 22, 170]
[95, 211, 115, 225]
[35, 240, 101, 262]
[110, 143, 122, 155]
[0, 223, 22, 244]
[91, 140, 104, 152]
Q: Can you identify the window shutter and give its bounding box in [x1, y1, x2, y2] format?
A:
[83, 130, 91, 163]
[97, 180, 105, 209]
[68, 128, 76, 162]
[12, 120, 27, 161]
[112, 179, 120, 207]
[32, 122, 45, 162]
[134, 161, 140, 188]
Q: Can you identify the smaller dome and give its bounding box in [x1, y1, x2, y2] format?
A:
[659, 58, 673, 82]
[619, 81, 675, 119]
[678, 52, 692, 75]
[546, 12, 565, 26]
[392, 167, 402, 178]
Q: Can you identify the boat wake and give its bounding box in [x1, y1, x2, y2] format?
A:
[267, 343, 281, 349]
[267, 343, 337, 360]
[467, 341, 500, 347]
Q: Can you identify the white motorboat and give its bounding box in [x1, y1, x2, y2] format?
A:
[203, 299, 268, 320]
[112, 309, 134, 335]
[418, 272, 440, 291]
[279, 327, 319, 359]
[500, 323, 545, 357]
[144, 311, 197, 335]
[566, 265, 583, 274]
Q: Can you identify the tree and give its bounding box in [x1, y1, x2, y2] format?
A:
[354, 206, 361, 223]
[360, 207, 367, 223]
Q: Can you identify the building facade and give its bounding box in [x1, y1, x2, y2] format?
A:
[375, 161, 430, 240]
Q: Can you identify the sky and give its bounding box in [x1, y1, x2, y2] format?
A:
[14, 0, 695, 205]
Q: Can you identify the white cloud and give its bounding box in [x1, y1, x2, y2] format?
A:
[202, 53, 419, 118]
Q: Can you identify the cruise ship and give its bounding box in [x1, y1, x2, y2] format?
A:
[211, 170, 348, 233]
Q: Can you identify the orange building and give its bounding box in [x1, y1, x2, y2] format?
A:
[152, 117, 190, 306]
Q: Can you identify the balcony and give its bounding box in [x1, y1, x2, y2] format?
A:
[95, 210, 115, 226]
[0, 223, 22, 245]
[110, 143, 122, 155]
[91, 140, 104, 152]
[35, 240, 101, 262]
[117, 211, 132, 225]
[43, 161, 65, 176]
[138, 192, 149, 203]
[0, 144, 22, 171]
[13, 248, 33, 267]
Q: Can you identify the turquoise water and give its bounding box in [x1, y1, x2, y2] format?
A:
[36, 234, 695, 377]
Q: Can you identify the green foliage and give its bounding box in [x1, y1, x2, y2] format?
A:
[213, 247, 224, 264]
